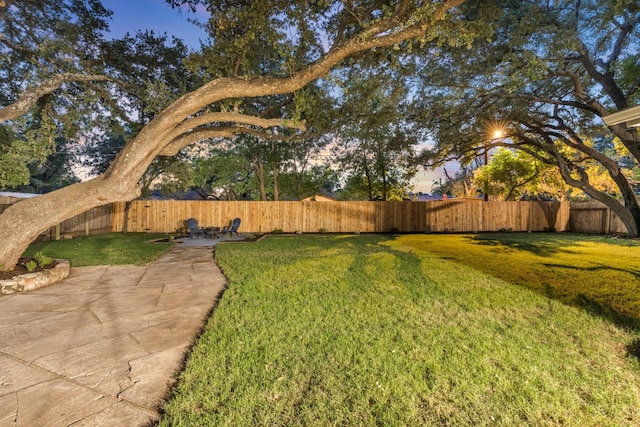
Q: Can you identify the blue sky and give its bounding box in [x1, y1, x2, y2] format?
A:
[100, 0, 209, 48]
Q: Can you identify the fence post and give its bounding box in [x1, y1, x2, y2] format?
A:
[85, 210, 90, 236]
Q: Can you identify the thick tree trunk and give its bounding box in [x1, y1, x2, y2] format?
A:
[555, 156, 639, 237]
[0, 176, 139, 271]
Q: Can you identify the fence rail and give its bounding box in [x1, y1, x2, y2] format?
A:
[111, 200, 571, 234]
[1, 198, 629, 238]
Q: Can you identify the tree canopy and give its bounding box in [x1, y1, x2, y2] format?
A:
[0, 0, 113, 188]
[0, 0, 467, 270]
[415, 0, 640, 234]
[3, 0, 639, 274]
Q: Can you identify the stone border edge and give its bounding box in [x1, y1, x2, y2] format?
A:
[0, 259, 71, 295]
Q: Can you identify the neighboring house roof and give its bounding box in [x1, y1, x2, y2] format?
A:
[407, 193, 485, 202]
[450, 197, 484, 201]
[411, 193, 442, 201]
[145, 189, 207, 200]
[302, 194, 337, 202]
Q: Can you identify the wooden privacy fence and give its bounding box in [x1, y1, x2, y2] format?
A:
[5, 197, 629, 237]
[570, 200, 628, 234]
[111, 200, 571, 234]
[46, 205, 113, 239]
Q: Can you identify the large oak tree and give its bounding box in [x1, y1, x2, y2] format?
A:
[0, 0, 466, 270]
[415, 0, 640, 235]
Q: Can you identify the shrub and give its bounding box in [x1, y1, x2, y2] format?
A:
[33, 251, 53, 267]
[26, 260, 38, 272]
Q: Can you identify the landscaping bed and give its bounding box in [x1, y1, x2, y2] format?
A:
[1, 233, 176, 295]
[0, 256, 58, 281]
[0, 257, 70, 294]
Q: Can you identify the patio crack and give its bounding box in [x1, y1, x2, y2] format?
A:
[13, 391, 19, 424]
[115, 360, 139, 400]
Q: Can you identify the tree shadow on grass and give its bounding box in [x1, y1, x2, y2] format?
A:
[626, 338, 640, 360]
[543, 262, 640, 280]
[467, 233, 579, 257]
[543, 276, 640, 361]
[575, 295, 640, 362]
[572, 293, 640, 332]
[537, 262, 640, 334]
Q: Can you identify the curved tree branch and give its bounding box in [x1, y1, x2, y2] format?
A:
[161, 128, 237, 155]
[165, 112, 306, 143]
[160, 124, 315, 156]
[0, 72, 114, 122]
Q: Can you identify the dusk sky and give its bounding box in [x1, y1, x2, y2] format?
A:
[98, 0, 441, 192]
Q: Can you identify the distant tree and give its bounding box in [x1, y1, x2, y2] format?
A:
[7, 137, 79, 194]
[431, 167, 478, 198]
[190, 149, 258, 200]
[334, 69, 418, 200]
[474, 148, 543, 201]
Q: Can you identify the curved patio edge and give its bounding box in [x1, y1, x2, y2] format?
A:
[0, 259, 71, 295]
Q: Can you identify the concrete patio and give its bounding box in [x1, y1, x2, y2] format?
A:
[0, 243, 227, 426]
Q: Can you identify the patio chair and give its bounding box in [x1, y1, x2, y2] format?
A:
[186, 217, 205, 238]
[222, 217, 241, 238]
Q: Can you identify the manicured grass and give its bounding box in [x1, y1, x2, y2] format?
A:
[391, 233, 640, 328]
[24, 232, 175, 266]
[159, 234, 640, 426]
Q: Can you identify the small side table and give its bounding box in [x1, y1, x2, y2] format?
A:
[204, 226, 221, 238]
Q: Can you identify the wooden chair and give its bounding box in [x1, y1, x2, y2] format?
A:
[186, 218, 205, 238]
[221, 217, 241, 238]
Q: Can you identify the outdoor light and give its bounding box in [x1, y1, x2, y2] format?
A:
[602, 105, 640, 127]
[482, 122, 507, 202]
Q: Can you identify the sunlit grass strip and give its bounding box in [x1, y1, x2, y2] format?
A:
[389, 233, 640, 327]
[24, 232, 174, 266]
[160, 234, 640, 426]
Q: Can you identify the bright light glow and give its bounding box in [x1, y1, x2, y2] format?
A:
[486, 121, 507, 139]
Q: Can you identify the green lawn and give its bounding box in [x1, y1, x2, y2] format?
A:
[394, 233, 640, 328]
[24, 232, 174, 266]
[159, 233, 640, 426]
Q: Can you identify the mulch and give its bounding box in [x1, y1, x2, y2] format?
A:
[0, 257, 57, 281]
